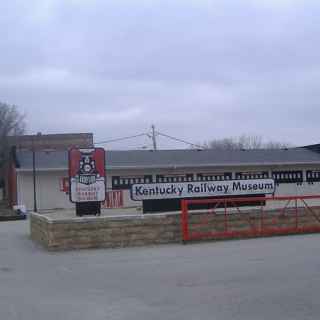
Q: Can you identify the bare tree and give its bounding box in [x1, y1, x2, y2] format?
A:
[0, 102, 26, 166]
[208, 134, 291, 150]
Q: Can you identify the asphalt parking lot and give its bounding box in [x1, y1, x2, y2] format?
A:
[1, 220, 320, 320]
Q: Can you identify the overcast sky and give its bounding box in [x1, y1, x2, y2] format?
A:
[1, 0, 319, 149]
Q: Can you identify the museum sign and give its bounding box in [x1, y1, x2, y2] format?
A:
[131, 179, 275, 201]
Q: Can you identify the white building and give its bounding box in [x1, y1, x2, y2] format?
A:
[9, 146, 320, 212]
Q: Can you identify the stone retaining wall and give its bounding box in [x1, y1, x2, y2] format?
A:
[30, 208, 320, 251]
[30, 213, 182, 250]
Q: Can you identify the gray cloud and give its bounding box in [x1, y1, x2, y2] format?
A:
[0, 0, 320, 149]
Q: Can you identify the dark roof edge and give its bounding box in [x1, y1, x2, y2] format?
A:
[11, 146, 20, 168]
[301, 144, 320, 153]
[108, 161, 320, 170]
[15, 161, 320, 172]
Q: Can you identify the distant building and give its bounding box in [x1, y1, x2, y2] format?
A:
[8, 145, 320, 212]
[7, 132, 93, 150]
[5, 132, 93, 207]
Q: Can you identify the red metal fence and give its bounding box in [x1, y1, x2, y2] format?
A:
[102, 190, 124, 209]
[181, 195, 320, 242]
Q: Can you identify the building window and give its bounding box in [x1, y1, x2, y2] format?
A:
[156, 174, 194, 183]
[272, 171, 303, 184]
[235, 171, 269, 180]
[306, 170, 320, 183]
[112, 175, 153, 190]
[196, 172, 232, 182]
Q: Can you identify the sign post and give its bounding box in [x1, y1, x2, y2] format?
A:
[69, 148, 106, 216]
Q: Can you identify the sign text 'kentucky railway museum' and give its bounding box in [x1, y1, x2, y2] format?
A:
[131, 179, 275, 201]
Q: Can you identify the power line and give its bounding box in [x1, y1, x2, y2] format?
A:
[156, 131, 205, 149]
[95, 133, 147, 145]
[94, 127, 205, 150]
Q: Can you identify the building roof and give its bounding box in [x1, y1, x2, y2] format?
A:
[8, 132, 93, 151]
[15, 147, 320, 171]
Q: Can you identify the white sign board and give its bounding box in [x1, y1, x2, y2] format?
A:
[70, 179, 106, 202]
[131, 179, 275, 201]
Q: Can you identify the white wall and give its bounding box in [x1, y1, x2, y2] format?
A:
[16, 165, 320, 211]
[16, 169, 140, 211]
[109, 166, 320, 209]
[17, 170, 74, 211]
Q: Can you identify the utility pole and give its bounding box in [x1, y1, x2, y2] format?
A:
[32, 137, 37, 212]
[151, 124, 157, 151]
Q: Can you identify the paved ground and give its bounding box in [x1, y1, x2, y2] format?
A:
[1, 221, 320, 320]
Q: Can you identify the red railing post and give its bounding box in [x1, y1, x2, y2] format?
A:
[295, 198, 298, 230]
[260, 200, 264, 234]
[181, 200, 189, 242]
[224, 199, 228, 232]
